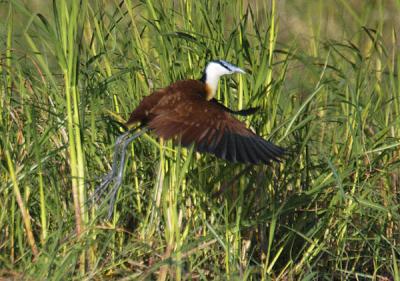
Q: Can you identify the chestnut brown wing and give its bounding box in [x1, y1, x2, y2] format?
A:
[126, 88, 169, 126]
[148, 94, 284, 164]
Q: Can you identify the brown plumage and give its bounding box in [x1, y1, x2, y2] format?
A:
[126, 78, 285, 164]
[96, 60, 285, 218]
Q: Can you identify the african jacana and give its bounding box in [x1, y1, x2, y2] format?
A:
[96, 60, 285, 217]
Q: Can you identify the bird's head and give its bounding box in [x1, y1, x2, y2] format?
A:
[201, 60, 245, 100]
[205, 60, 246, 77]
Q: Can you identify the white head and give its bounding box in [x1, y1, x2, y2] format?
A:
[200, 60, 245, 100]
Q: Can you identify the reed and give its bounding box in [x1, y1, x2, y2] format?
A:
[1, 0, 399, 279]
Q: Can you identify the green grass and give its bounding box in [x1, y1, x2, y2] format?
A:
[1, 0, 400, 280]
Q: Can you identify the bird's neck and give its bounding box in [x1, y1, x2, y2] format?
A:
[200, 72, 220, 100]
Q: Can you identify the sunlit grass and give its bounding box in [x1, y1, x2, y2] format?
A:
[1, 0, 400, 280]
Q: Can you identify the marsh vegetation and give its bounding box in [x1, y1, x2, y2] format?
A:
[1, 0, 400, 279]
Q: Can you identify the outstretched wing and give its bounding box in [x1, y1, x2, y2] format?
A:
[148, 94, 284, 164]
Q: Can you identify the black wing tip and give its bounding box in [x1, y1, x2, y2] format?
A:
[257, 139, 286, 163]
[196, 132, 285, 165]
[192, 129, 287, 165]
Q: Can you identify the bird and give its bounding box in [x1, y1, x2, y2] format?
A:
[96, 60, 285, 218]
[126, 60, 285, 163]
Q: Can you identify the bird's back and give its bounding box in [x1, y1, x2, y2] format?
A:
[126, 79, 207, 126]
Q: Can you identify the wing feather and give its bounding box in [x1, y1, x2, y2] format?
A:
[147, 93, 284, 164]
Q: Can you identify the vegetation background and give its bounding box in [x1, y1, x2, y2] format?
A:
[1, 0, 400, 280]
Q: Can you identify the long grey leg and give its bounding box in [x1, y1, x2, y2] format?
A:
[94, 130, 133, 200]
[93, 128, 147, 219]
[106, 129, 147, 219]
